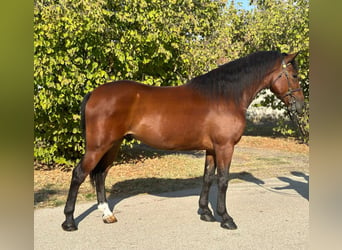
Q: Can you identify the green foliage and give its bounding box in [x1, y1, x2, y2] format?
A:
[34, 0, 113, 166]
[273, 101, 309, 144]
[297, 101, 310, 144]
[34, 0, 226, 167]
[34, 0, 309, 168]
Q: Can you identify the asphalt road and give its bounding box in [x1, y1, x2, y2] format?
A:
[34, 175, 309, 250]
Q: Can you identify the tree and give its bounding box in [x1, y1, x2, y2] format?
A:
[34, 0, 226, 167]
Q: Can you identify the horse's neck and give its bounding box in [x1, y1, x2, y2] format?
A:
[241, 79, 270, 112]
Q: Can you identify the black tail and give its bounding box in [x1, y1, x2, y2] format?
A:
[80, 92, 92, 139]
[80, 92, 98, 187]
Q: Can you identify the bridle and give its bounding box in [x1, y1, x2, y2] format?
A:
[272, 59, 302, 113]
[272, 58, 307, 142]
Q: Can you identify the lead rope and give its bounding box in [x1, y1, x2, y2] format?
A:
[280, 61, 308, 143]
[287, 108, 308, 144]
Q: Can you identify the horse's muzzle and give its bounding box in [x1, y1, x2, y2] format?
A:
[294, 100, 305, 115]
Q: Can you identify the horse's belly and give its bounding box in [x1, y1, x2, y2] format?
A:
[129, 118, 212, 151]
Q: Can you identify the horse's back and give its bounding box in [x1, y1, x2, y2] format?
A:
[89, 79, 203, 109]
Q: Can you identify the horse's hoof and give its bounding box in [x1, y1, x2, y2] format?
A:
[62, 221, 78, 231]
[200, 212, 216, 222]
[220, 219, 238, 230]
[103, 214, 118, 224]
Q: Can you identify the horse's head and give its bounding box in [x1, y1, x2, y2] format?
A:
[270, 52, 305, 115]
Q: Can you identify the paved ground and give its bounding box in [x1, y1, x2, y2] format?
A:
[34, 175, 309, 250]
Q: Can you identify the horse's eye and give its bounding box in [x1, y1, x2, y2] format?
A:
[293, 74, 298, 79]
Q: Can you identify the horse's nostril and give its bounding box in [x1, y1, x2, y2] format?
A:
[296, 101, 304, 115]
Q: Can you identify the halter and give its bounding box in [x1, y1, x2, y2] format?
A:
[280, 60, 302, 98]
[273, 60, 302, 113]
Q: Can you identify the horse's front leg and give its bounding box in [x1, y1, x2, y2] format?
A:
[215, 144, 238, 230]
[199, 151, 216, 222]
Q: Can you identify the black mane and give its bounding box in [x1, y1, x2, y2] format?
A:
[186, 51, 285, 103]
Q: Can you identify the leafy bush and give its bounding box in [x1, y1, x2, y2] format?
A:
[34, 0, 226, 168]
[273, 101, 309, 144]
[34, 0, 113, 167]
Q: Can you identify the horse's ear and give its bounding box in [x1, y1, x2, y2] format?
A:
[284, 52, 299, 63]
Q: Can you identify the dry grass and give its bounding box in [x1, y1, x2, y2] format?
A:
[34, 136, 309, 208]
[238, 136, 309, 154]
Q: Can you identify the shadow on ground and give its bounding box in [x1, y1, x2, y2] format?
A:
[73, 171, 308, 227]
[74, 171, 263, 226]
[107, 171, 264, 198]
[34, 184, 61, 206]
[275, 171, 309, 200]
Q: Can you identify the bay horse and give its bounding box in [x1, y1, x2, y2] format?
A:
[62, 51, 304, 231]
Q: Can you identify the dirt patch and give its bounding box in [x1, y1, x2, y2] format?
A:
[238, 136, 308, 154]
[34, 136, 309, 208]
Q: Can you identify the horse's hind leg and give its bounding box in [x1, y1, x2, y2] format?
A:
[199, 152, 216, 222]
[61, 147, 111, 231]
[91, 141, 122, 224]
[61, 160, 88, 231]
